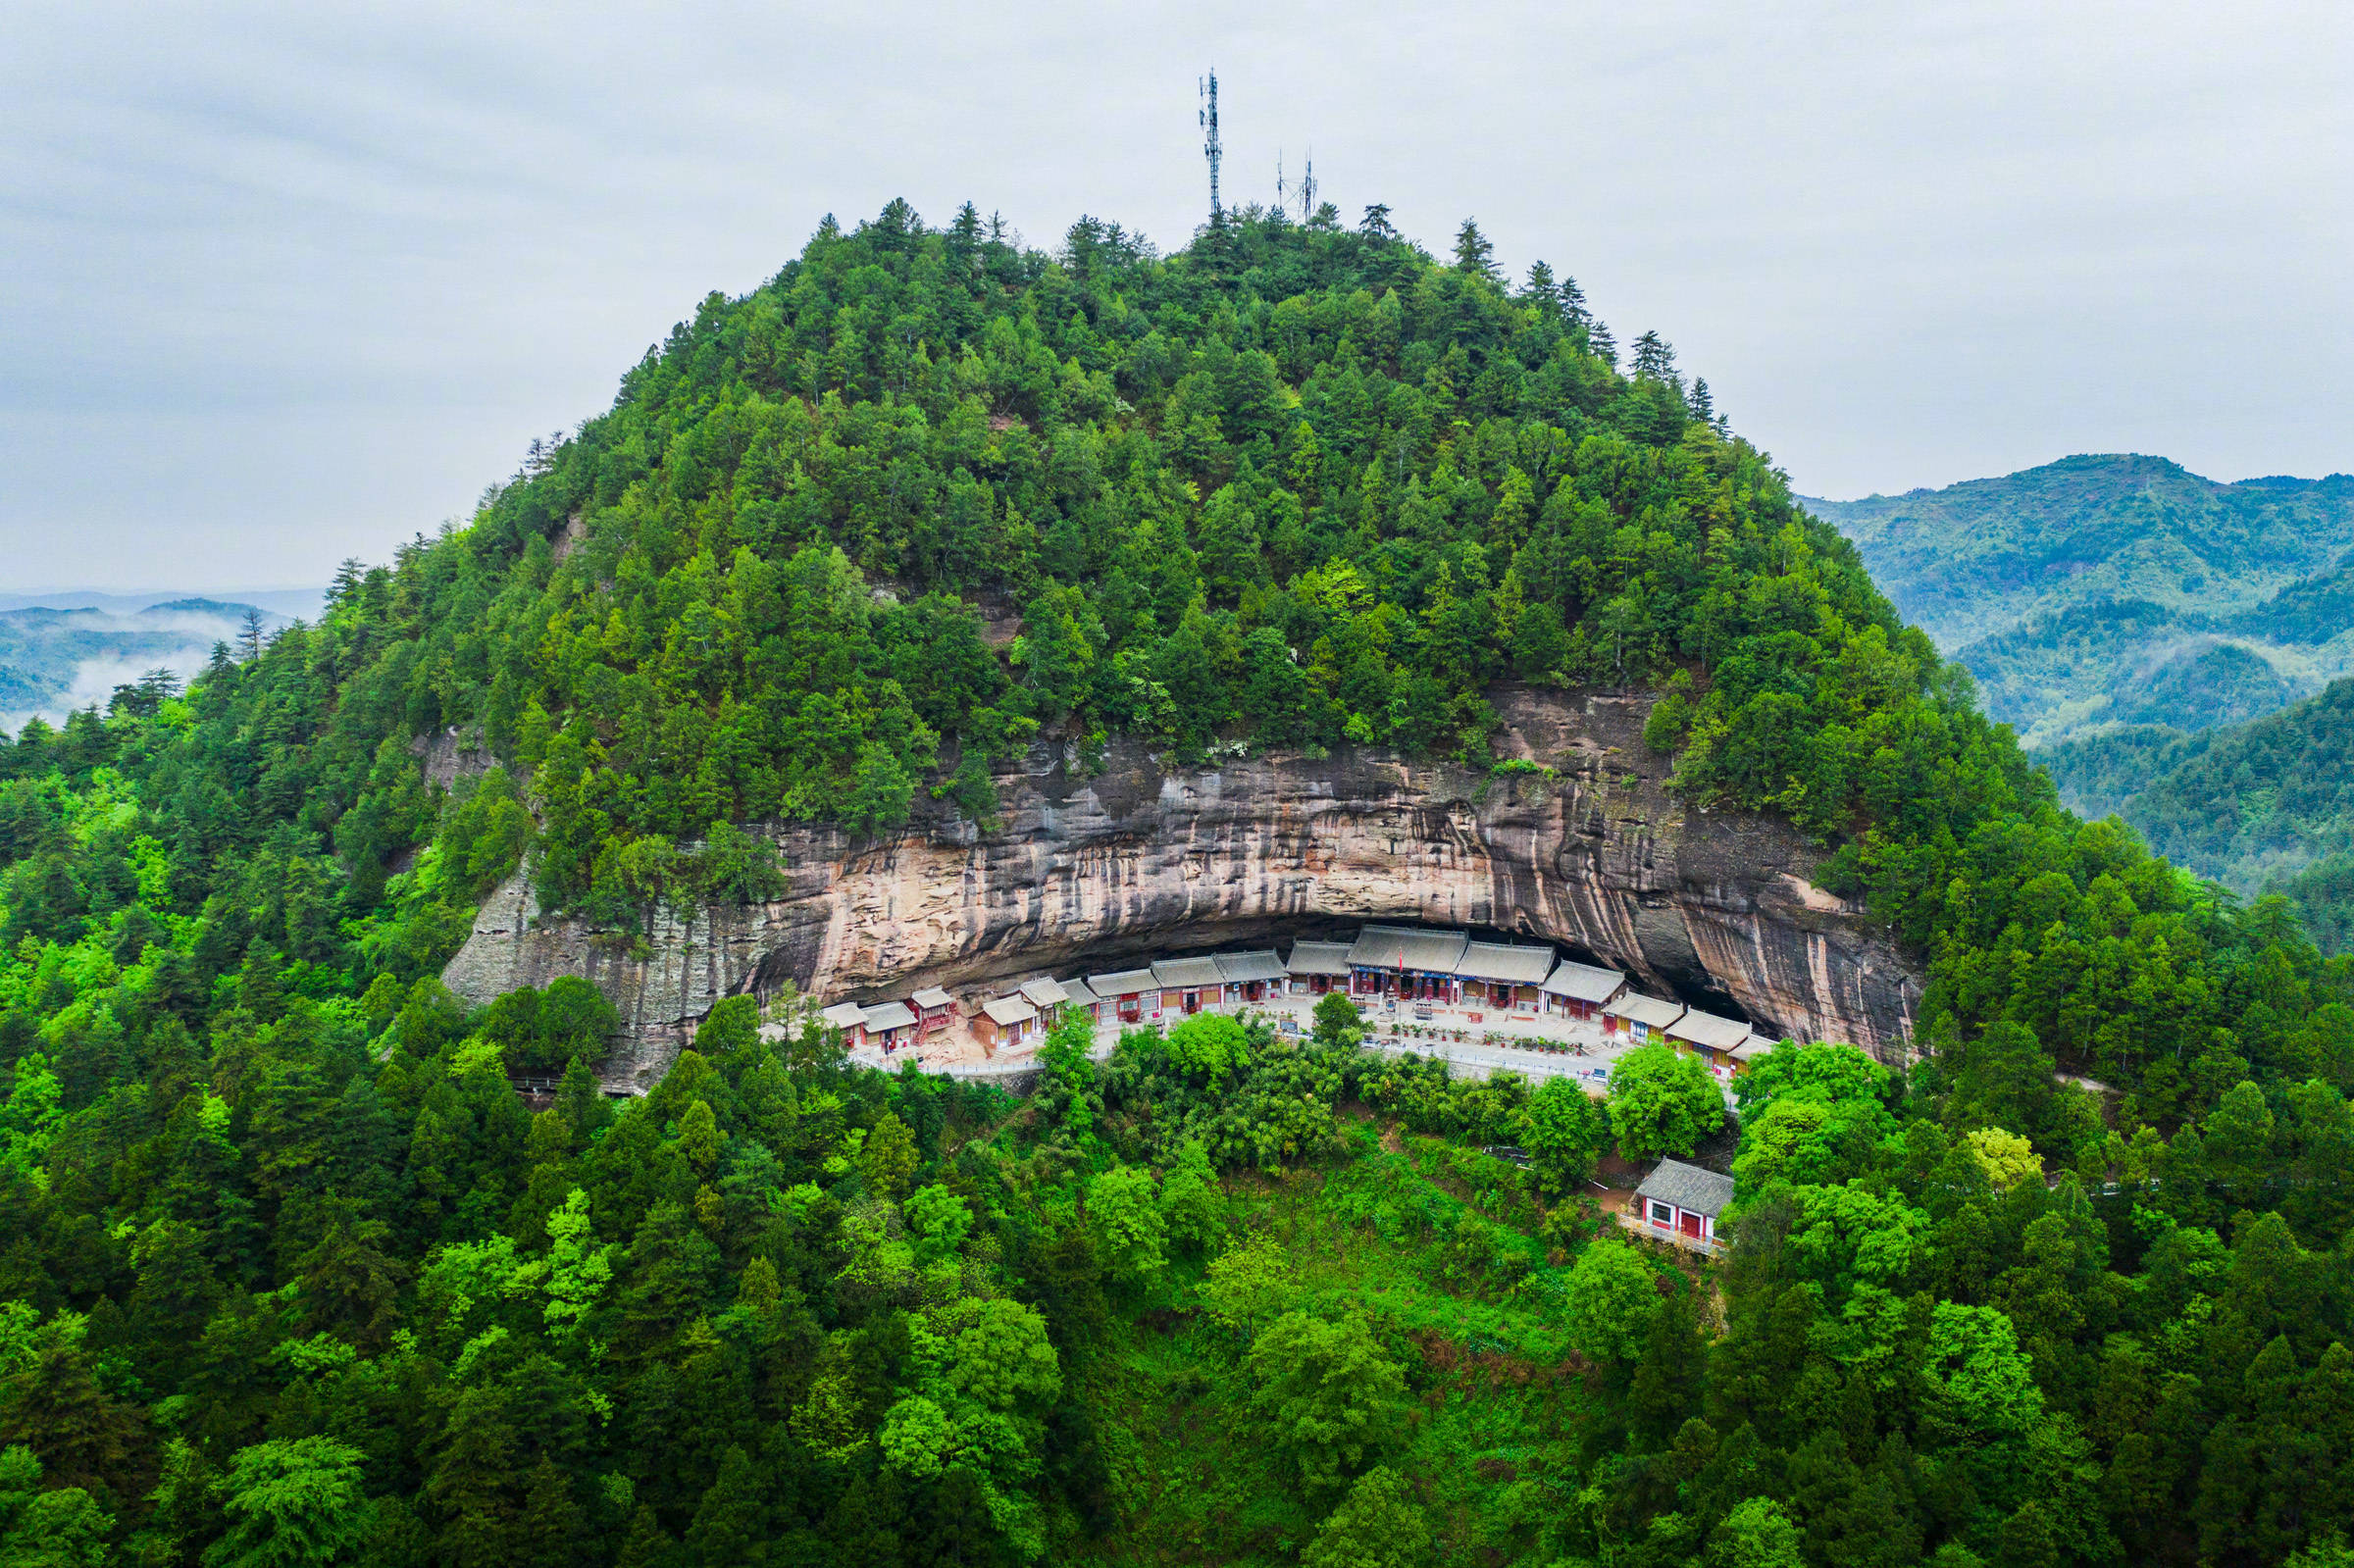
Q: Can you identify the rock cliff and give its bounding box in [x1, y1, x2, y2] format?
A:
[442, 685, 1921, 1091]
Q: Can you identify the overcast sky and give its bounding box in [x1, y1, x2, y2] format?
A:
[4, 0, 2349, 593]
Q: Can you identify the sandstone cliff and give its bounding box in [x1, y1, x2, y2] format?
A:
[442, 685, 1921, 1091]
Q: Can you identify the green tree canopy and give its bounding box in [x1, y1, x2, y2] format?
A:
[205, 1437, 372, 1568]
[1246, 1311, 1407, 1493]
[1607, 1043, 1723, 1159]
[1561, 1239, 1663, 1363]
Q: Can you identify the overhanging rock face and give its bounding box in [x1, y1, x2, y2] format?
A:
[443, 686, 1920, 1091]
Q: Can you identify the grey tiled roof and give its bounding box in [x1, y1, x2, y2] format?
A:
[1213, 949, 1289, 984]
[1286, 940, 1355, 976]
[1018, 978, 1068, 1007]
[1605, 993, 1685, 1030]
[1666, 1009, 1752, 1050]
[910, 986, 954, 1010]
[1088, 968, 1158, 997]
[1541, 959, 1626, 1003]
[1151, 956, 1227, 988]
[1452, 941, 1557, 985]
[861, 1001, 916, 1033]
[1057, 978, 1098, 1006]
[981, 995, 1038, 1027]
[820, 1001, 867, 1030]
[1349, 925, 1469, 973]
[1636, 1158, 1735, 1218]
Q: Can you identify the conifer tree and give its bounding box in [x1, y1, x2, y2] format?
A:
[1452, 219, 1498, 283]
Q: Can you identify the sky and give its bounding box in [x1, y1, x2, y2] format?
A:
[3, 0, 2349, 593]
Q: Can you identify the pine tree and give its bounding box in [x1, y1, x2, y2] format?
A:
[1586, 317, 1617, 366]
[0, 1318, 146, 1505]
[1559, 272, 1591, 328]
[683, 1445, 769, 1565]
[517, 1455, 583, 1568]
[1631, 329, 1676, 379]
[1452, 220, 1498, 283]
[1519, 260, 1561, 317]
[613, 1505, 678, 1568]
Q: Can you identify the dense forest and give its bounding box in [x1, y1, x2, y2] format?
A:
[3, 202, 2354, 1566]
[1807, 457, 2354, 745]
[2042, 678, 2354, 952]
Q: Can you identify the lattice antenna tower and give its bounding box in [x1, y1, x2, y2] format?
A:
[1299, 150, 1316, 219]
[1199, 70, 1223, 221]
[1275, 147, 1286, 219]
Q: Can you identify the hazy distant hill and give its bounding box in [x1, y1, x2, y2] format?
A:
[1805, 455, 2354, 745]
[0, 592, 311, 729]
[0, 586, 327, 619]
[2039, 678, 2354, 948]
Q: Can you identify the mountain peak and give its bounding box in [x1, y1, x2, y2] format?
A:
[1803, 454, 2354, 746]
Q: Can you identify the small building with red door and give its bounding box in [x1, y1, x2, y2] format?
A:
[910, 986, 956, 1037]
[1087, 968, 1160, 1025]
[974, 993, 1040, 1048]
[1634, 1159, 1734, 1249]
[1213, 949, 1288, 1004]
[1285, 941, 1353, 994]
[862, 1001, 917, 1053]
[819, 1001, 869, 1049]
[1151, 955, 1227, 1015]
[1541, 959, 1627, 1020]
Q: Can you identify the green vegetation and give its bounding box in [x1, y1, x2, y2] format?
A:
[1604, 1041, 1724, 1159]
[0, 600, 285, 731]
[3, 202, 2354, 1565]
[1807, 456, 2354, 744]
[5, 192, 1970, 932]
[2041, 677, 2354, 950]
[1957, 610, 2305, 745]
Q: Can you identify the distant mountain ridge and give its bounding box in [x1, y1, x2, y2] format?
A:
[1803, 454, 2354, 746]
[2038, 678, 2354, 949]
[0, 586, 327, 618]
[0, 593, 310, 730]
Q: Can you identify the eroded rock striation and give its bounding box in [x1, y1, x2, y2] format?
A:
[443, 686, 1921, 1090]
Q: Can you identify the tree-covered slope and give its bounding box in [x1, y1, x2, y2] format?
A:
[7, 203, 2354, 1568]
[1806, 456, 2354, 744]
[2042, 676, 2354, 949]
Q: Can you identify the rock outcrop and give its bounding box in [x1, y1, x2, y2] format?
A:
[442, 685, 1921, 1091]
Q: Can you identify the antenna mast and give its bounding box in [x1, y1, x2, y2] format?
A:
[1199, 70, 1223, 222]
[1300, 150, 1316, 220]
[1275, 147, 1286, 219]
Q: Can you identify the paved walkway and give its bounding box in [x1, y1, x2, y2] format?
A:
[834, 990, 1741, 1104]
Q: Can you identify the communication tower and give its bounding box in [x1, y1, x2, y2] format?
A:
[1199, 70, 1223, 221]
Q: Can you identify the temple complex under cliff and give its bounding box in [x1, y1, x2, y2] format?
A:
[809, 920, 1779, 1085]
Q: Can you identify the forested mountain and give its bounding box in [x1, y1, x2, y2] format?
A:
[1805, 456, 2354, 745]
[2043, 677, 2354, 951]
[4, 201, 2354, 1567]
[0, 599, 293, 733]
